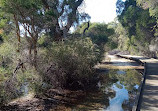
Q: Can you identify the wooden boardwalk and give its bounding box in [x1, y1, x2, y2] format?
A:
[141, 62, 158, 111]
[97, 55, 144, 70]
[119, 55, 158, 111]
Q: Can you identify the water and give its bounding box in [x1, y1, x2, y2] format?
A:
[105, 82, 129, 111]
[19, 81, 29, 96]
[71, 69, 142, 111]
[101, 69, 142, 111]
[49, 54, 143, 110]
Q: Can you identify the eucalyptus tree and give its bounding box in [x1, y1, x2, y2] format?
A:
[0, 0, 88, 67]
[117, 0, 157, 55]
[42, 0, 90, 40]
[137, 0, 158, 18]
[0, 0, 45, 67]
[136, 0, 158, 36]
[136, 0, 158, 56]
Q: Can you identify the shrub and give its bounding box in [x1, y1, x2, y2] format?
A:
[44, 37, 101, 90]
[0, 39, 42, 105]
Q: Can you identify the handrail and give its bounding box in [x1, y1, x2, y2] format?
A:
[115, 55, 144, 66]
[115, 55, 149, 110]
[134, 62, 147, 111]
[114, 55, 147, 111]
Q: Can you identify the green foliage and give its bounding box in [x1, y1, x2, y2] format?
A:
[75, 23, 114, 46]
[136, 0, 158, 42]
[44, 37, 100, 89]
[118, 0, 157, 55]
[0, 42, 15, 57]
[108, 41, 118, 50]
[0, 0, 42, 12]
[108, 20, 129, 51]
[0, 0, 97, 105]
[137, 0, 158, 18]
[75, 22, 117, 55]
[0, 33, 43, 105]
[119, 1, 139, 36]
[0, 19, 7, 29]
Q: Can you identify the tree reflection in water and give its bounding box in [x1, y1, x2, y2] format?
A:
[51, 69, 142, 111]
[108, 69, 142, 92]
[102, 69, 142, 111]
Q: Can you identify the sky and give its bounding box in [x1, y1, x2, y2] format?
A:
[84, 0, 125, 23]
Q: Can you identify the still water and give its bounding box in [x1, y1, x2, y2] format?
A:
[72, 69, 142, 111]
[18, 67, 142, 111]
[103, 69, 142, 111]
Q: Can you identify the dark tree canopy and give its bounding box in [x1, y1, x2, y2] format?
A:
[0, 0, 89, 67]
[117, 0, 157, 55]
[0, 0, 89, 40]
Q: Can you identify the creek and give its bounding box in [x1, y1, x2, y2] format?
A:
[70, 55, 143, 111]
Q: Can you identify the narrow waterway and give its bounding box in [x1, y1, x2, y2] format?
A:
[67, 69, 142, 111]
[1, 55, 143, 111]
[102, 69, 141, 111]
[66, 55, 143, 111]
[101, 55, 143, 111]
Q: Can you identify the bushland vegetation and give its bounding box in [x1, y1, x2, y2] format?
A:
[1, 0, 158, 107]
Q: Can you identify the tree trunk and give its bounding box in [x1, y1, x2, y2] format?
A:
[33, 44, 37, 69]
[50, 22, 63, 41]
[32, 34, 38, 69]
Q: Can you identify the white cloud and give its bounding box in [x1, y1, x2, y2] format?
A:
[84, 0, 118, 23]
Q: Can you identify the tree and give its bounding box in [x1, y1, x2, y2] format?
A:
[137, 0, 158, 18]
[117, 0, 157, 55]
[42, 0, 90, 40]
[0, 0, 45, 67]
[0, 0, 89, 67]
[108, 18, 129, 51]
[75, 22, 114, 45]
[136, 0, 158, 36]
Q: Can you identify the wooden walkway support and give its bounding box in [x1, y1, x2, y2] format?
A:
[117, 55, 158, 111]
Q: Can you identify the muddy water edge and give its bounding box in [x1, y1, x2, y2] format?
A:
[48, 68, 143, 111]
[0, 56, 143, 111]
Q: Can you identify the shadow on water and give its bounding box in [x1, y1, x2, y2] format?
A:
[52, 69, 142, 111]
[1, 61, 143, 111]
[102, 62, 140, 67]
[0, 71, 143, 111]
[99, 69, 142, 111]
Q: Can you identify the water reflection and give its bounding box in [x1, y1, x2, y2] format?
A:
[54, 69, 142, 111]
[117, 70, 126, 75]
[105, 82, 128, 111]
[112, 62, 140, 66]
[101, 69, 142, 111]
[108, 69, 142, 92]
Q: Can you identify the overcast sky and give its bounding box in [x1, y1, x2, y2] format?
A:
[84, 0, 125, 23]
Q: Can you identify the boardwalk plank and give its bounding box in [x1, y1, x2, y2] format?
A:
[117, 55, 158, 111]
[141, 63, 158, 111]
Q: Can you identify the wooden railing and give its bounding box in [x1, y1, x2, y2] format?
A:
[115, 55, 144, 66]
[115, 55, 147, 111]
[133, 62, 147, 111]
